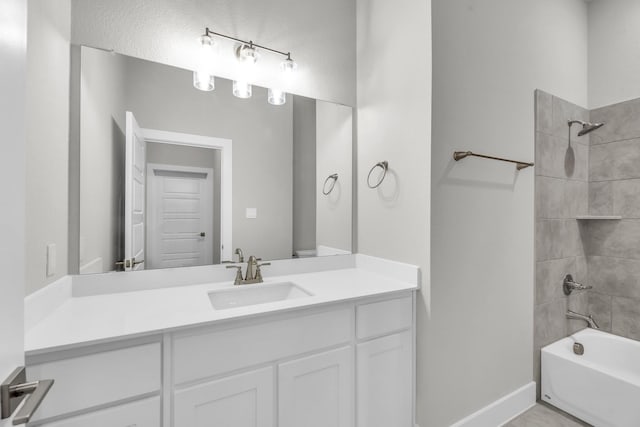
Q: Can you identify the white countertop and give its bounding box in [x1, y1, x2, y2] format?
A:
[25, 263, 418, 355]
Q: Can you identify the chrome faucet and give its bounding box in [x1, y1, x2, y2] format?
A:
[225, 255, 270, 285]
[563, 274, 592, 295]
[566, 310, 599, 329]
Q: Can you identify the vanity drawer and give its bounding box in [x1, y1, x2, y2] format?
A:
[173, 308, 352, 384]
[27, 343, 161, 422]
[356, 295, 412, 340]
[38, 397, 160, 427]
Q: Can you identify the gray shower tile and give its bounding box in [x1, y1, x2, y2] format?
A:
[587, 256, 640, 300]
[551, 95, 590, 144]
[575, 256, 587, 286]
[612, 179, 640, 218]
[591, 97, 640, 145]
[588, 292, 612, 332]
[535, 299, 567, 348]
[565, 180, 588, 218]
[588, 181, 613, 216]
[583, 220, 640, 259]
[536, 132, 580, 180]
[563, 220, 583, 258]
[611, 296, 640, 341]
[536, 258, 574, 305]
[590, 139, 640, 181]
[536, 90, 553, 135]
[536, 220, 564, 261]
[536, 176, 565, 219]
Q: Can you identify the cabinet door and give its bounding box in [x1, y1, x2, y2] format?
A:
[174, 367, 274, 427]
[279, 346, 353, 427]
[357, 331, 412, 427]
[40, 397, 160, 427]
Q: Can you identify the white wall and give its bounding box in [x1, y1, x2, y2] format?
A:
[70, 0, 356, 106]
[25, 0, 71, 294]
[356, 0, 431, 422]
[588, 0, 640, 108]
[0, 0, 27, 381]
[428, 0, 587, 425]
[316, 101, 353, 253]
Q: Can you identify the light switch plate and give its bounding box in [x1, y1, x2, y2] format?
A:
[246, 208, 257, 219]
[46, 244, 56, 277]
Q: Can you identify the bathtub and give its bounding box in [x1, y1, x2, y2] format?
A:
[541, 329, 640, 427]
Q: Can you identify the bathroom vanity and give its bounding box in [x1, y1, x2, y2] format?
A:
[24, 255, 418, 427]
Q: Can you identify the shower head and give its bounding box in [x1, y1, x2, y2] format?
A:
[568, 120, 605, 137]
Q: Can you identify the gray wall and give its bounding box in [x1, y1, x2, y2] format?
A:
[588, 1, 640, 108]
[25, 0, 71, 294]
[146, 143, 222, 264]
[316, 101, 352, 252]
[534, 90, 590, 397]
[586, 97, 640, 340]
[79, 49, 294, 269]
[78, 48, 127, 274]
[428, 1, 588, 425]
[292, 96, 316, 253]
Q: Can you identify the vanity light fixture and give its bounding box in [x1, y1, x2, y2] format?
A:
[194, 27, 296, 105]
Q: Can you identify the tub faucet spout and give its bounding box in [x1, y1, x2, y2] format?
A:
[566, 310, 599, 329]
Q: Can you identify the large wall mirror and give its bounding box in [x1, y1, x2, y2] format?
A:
[72, 46, 353, 274]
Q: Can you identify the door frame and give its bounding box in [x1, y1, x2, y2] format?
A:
[146, 163, 215, 269]
[141, 129, 233, 262]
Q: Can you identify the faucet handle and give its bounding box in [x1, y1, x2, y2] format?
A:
[255, 262, 270, 282]
[226, 265, 243, 285]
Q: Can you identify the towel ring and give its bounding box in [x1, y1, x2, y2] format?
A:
[367, 161, 388, 189]
[322, 173, 338, 195]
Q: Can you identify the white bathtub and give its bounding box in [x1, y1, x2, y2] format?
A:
[541, 329, 640, 427]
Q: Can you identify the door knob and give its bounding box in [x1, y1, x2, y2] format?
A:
[1, 367, 54, 425]
[200, 232, 206, 237]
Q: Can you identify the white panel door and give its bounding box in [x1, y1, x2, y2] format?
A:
[174, 367, 274, 427]
[357, 331, 412, 427]
[279, 346, 353, 427]
[147, 165, 214, 269]
[125, 111, 146, 271]
[39, 397, 160, 427]
[0, 0, 27, 425]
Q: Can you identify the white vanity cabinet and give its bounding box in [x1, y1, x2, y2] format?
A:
[26, 292, 415, 427]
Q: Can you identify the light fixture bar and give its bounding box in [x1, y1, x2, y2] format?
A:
[204, 27, 293, 60]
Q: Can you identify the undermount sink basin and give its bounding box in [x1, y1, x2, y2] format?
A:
[208, 282, 312, 310]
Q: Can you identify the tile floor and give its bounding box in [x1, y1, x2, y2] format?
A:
[505, 403, 591, 426]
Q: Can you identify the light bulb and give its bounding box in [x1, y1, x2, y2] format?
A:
[193, 70, 215, 91]
[193, 33, 215, 91]
[237, 44, 259, 64]
[233, 81, 252, 98]
[281, 57, 297, 73]
[268, 88, 286, 106]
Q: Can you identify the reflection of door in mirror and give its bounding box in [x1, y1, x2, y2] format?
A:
[146, 164, 215, 269]
[124, 112, 146, 271]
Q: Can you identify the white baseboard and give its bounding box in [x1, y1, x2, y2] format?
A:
[450, 382, 536, 427]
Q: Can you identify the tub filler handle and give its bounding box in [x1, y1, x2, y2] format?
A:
[563, 274, 592, 295]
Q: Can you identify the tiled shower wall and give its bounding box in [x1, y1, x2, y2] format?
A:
[534, 90, 590, 394]
[586, 97, 640, 340]
[535, 91, 640, 395]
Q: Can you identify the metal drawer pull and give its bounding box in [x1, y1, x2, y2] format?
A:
[1, 367, 54, 425]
